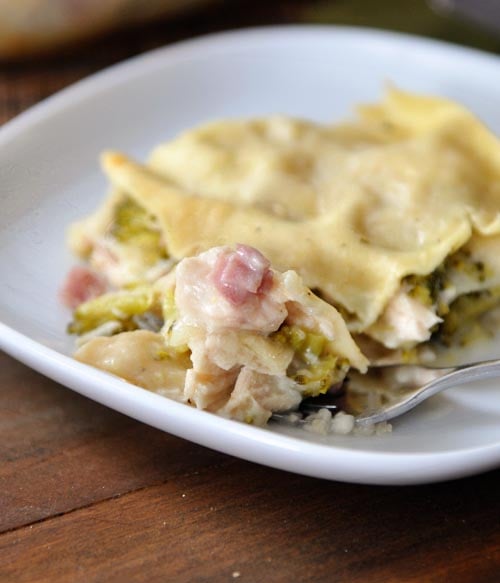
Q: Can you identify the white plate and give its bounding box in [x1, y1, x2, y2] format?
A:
[2, 26, 500, 485]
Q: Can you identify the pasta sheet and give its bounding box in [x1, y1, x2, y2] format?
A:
[69, 89, 500, 335]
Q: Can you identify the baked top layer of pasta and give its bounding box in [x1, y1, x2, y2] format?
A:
[67, 89, 500, 358]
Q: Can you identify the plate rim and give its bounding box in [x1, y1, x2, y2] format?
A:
[3, 320, 500, 486]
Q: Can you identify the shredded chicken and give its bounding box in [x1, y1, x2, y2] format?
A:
[166, 245, 366, 423]
[75, 245, 367, 425]
[368, 289, 442, 349]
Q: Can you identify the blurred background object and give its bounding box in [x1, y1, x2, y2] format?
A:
[430, 0, 500, 35]
[303, 0, 500, 53]
[0, 0, 217, 60]
[1, 0, 500, 62]
[1, 0, 499, 127]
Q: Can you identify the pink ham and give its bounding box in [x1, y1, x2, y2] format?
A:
[174, 245, 287, 334]
[60, 265, 107, 309]
[212, 244, 273, 305]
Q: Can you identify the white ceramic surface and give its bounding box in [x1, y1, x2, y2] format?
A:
[2, 26, 500, 485]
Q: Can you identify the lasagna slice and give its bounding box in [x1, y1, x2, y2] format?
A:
[66, 88, 500, 364]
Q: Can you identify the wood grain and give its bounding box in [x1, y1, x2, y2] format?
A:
[0, 352, 227, 533]
[1, 2, 500, 581]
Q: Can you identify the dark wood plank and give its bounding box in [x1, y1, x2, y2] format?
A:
[0, 352, 229, 532]
[1, 456, 499, 583]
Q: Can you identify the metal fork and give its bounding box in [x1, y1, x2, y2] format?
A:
[277, 358, 500, 427]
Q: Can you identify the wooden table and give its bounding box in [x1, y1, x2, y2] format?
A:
[1, 2, 500, 581]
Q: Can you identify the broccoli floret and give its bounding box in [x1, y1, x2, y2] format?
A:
[110, 197, 167, 266]
[68, 285, 156, 335]
[273, 325, 349, 396]
[438, 287, 500, 346]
